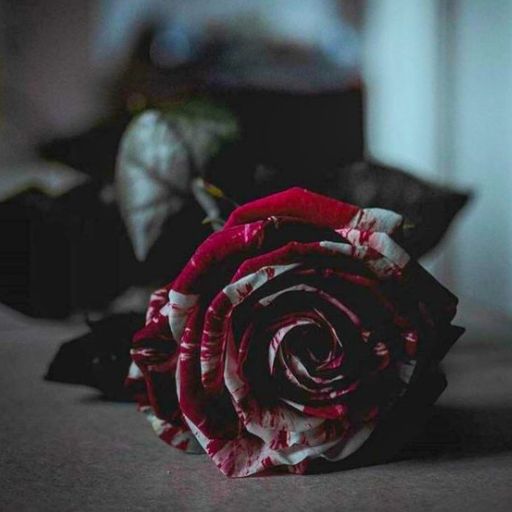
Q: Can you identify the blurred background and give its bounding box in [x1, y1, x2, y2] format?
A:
[0, 0, 508, 318]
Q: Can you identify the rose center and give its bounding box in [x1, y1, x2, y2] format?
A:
[282, 324, 334, 363]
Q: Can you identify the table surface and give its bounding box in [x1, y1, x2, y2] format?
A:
[1, 299, 511, 512]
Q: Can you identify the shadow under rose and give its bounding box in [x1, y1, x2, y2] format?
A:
[397, 404, 512, 461]
[306, 402, 512, 476]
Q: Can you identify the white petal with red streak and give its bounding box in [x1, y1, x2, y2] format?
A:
[167, 290, 199, 341]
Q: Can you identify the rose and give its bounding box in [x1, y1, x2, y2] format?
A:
[126, 187, 463, 477]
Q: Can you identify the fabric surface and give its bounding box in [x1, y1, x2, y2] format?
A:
[0, 300, 510, 510]
[127, 188, 463, 477]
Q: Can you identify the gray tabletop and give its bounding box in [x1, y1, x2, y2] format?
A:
[1, 300, 511, 512]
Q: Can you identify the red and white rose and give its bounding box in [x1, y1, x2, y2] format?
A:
[126, 187, 463, 477]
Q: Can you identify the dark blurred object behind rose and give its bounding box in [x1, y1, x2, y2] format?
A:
[24, 16, 366, 317]
[3, 10, 468, 321]
[332, 161, 471, 259]
[0, 178, 211, 318]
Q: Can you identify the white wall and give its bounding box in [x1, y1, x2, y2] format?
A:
[363, 0, 449, 281]
[447, 1, 512, 314]
[363, 0, 442, 181]
[363, 0, 512, 314]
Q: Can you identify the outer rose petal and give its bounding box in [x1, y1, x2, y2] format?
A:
[225, 187, 403, 235]
[126, 285, 202, 454]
